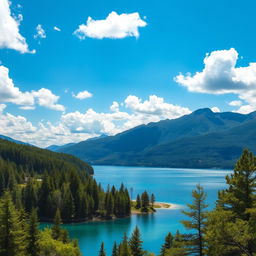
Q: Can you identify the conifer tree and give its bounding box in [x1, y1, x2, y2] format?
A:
[120, 233, 132, 256]
[206, 149, 256, 256]
[27, 208, 40, 256]
[52, 208, 62, 240]
[141, 191, 149, 212]
[135, 195, 141, 209]
[0, 192, 27, 256]
[181, 185, 208, 256]
[99, 242, 106, 256]
[150, 194, 155, 209]
[129, 226, 144, 256]
[112, 241, 118, 256]
[160, 232, 173, 256]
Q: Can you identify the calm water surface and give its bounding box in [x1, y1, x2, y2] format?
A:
[62, 166, 231, 256]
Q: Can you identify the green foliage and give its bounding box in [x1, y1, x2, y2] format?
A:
[129, 226, 144, 256]
[159, 233, 173, 256]
[0, 192, 28, 256]
[38, 228, 81, 256]
[99, 242, 106, 256]
[141, 191, 150, 212]
[0, 139, 131, 222]
[27, 208, 40, 256]
[0, 193, 81, 256]
[206, 149, 256, 256]
[135, 194, 141, 209]
[181, 184, 208, 256]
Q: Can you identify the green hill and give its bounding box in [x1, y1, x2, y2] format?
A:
[0, 138, 94, 175]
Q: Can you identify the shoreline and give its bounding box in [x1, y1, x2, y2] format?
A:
[41, 201, 181, 225]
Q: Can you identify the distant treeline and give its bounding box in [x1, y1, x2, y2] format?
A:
[0, 139, 131, 222]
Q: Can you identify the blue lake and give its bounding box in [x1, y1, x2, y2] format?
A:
[62, 165, 232, 256]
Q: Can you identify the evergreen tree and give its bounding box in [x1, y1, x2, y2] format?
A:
[129, 226, 144, 256]
[52, 208, 62, 240]
[99, 242, 106, 256]
[27, 208, 40, 256]
[112, 242, 118, 256]
[135, 194, 141, 209]
[120, 233, 132, 256]
[150, 194, 155, 209]
[0, 192, 27, 256]
[160, 233, 173, 256]
[141, 191, 149, 212]
[206, 149, 256, 256]
[181, 184, 208, 256]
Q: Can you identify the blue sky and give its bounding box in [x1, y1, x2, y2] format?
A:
[0, 0, 256, 146]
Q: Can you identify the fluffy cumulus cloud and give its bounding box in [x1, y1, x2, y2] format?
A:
[72, 90, 93, 100]
[0, 0, 33, 53]
[34, 24, 46, 39]
[175, 48, 256, 114]
[0, 65, 65, 111]
[74, 11, 147, 39]
[0, 95, 191, 147]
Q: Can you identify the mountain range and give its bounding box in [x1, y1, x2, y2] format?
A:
[53, 108, 256, 169]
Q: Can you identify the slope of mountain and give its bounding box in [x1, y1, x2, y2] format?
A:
[58, 108, 256, 169]
[0, 134, 32, 146]
[46, 143, 76, 152]
[46, 134, 108, 152]
[0, 138, 94, 174]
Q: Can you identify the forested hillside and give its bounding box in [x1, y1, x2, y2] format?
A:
[0, 139, 131, 222]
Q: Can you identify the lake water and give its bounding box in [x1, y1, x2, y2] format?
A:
[62, 166, 231, 256]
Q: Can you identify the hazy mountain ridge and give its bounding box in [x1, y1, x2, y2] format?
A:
[56, 108, 256, 168]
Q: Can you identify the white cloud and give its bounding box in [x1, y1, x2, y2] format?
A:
[0, 65, 65, 111]
[32, 88, 65, 111]
[229, 100, 242, 107]
[0, 0, 33, 53]
[175, 48, 256, 113]
[211, 107, 220, 113]
[124, 95, 191, 119]
[0, 95, 191, 147]
[34, 24, 46, 39]
[110, 101, 119, 112]
[235, 105, 255, 114]
[72, 90, 93, 100]
[74, 11, 147, 39]
[53, 26, 61, 32]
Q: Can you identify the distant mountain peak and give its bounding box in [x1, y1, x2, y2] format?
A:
[193, 108, 213, 115]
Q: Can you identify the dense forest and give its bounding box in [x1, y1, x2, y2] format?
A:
[0, 139, 131, 222]
[98, 149, 256, 256]
[0, 192, 81, 256]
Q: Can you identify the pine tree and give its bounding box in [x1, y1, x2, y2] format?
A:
[120, 233, 132, 256]
[181, 184, 208, 256]
[112, 241, 118, 256]
[160, 232, 173, 256]
[27, 208, 40, 256]
[150, 194, 155, 209]
[52, 208, 62, 240]
[141, 191, 149, 212]
[99, 242, 106, 256]
[129, 226, 144, 256]
[0, 192, 27, 256]
[135, 195, 141, 209]
[206, 149, 256, 256]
